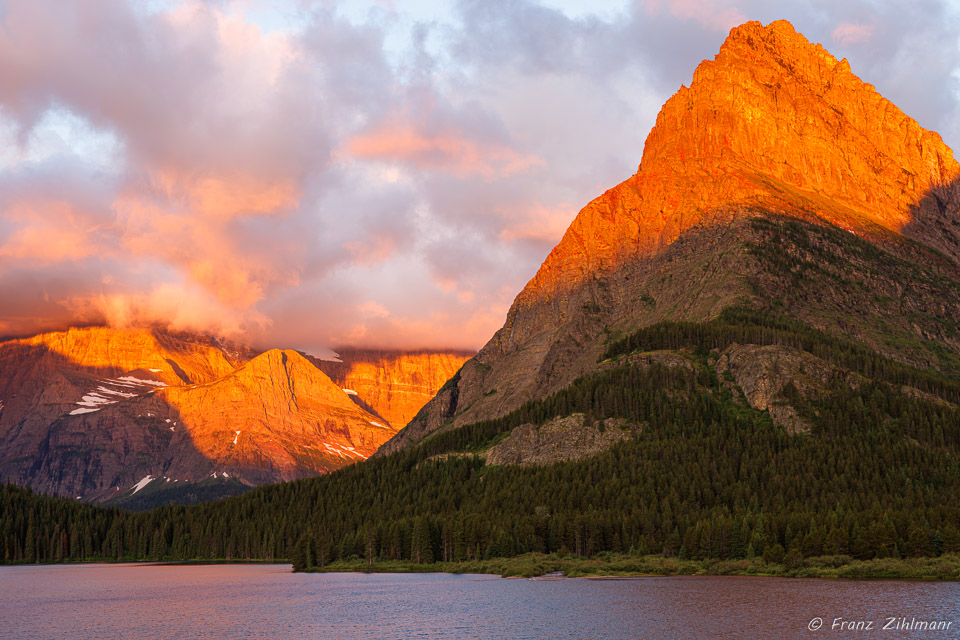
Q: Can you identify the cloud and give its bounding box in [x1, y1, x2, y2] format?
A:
[498, 203, 578, 245]
[62, 284, 271, 338]
[339, 82, 544, 179]
[0, 158, 122, 265]
[831, 21, 875, 46]
[647, 0, 747, 32]
[0, 0, 958, 352]
[0, 218, 99, 263]
[345, 121, 542, 178]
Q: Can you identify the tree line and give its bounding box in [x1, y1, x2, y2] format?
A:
[3, 310, 960, 571]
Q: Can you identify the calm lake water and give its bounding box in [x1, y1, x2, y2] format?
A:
[1, 564, 958, 639]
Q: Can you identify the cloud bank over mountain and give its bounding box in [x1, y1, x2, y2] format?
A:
[1, 0, 957, 351]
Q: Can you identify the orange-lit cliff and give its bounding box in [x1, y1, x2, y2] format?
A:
[517, 20, 959, 308]
[0, 328, 464, 503]
[314, 349, 473, 429]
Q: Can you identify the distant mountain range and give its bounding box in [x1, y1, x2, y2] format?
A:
[0, 326, 470, 507]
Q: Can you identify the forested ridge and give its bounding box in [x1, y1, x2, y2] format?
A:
[3, 309, 960, 572]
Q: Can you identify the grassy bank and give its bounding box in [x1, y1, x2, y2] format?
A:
[302, 552, 960, 580]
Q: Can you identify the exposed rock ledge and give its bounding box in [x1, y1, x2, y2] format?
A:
[715, 343, 862, 433]
[485, 413, 634, 466]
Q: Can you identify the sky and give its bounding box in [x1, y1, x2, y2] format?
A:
[0, 0, 958, 353]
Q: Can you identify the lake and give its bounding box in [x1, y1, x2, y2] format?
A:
[1, 564, 958, 639]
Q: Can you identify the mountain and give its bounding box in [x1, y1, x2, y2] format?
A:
[312, 349, 473, 429]
[5, 20, 960, 572]
[0, 327, 463, 507]
[381, 19, 960, 455]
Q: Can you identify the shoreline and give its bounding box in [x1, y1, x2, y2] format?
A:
[0, 559, 291, 568]
[5, 552, 960, 581]
[298, 552, 960, 581]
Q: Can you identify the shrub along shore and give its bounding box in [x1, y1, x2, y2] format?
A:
[298, 551, 960, 580]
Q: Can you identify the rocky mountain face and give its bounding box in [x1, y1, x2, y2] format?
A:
[518, 19, 958, 305]
[0, 328, 443, 505]
[312, 349, 472, 429]
[483, 413, 633, 467]
[381, 20, 960, 455]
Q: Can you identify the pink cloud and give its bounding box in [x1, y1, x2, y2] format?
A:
[1, 207, 98, 264]
[358, 300, 391, 319]
[832, 21, 875, 46]
[0, 0, 323, 332]
[115, 200, 301, 310]
[0, 193, 120, 264]
[647, 0, 746, 32]
[152, 171, 301, 220]
[0, 224, 94, 263]
[0, 1, 621, 352]
[343, 235, 398, 267]
[331, 304, 508, 352]
[62, 284, 270, 338]
[498, 203, 577, 245]
[344, 119, 542, 179]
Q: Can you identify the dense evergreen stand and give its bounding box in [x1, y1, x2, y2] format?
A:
[3, 309, 960, 573]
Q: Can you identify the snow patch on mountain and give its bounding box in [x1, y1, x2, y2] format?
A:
[306, 346, 342, 362]
[131, 475, 154, 494]
[97, 386, 138, 398]
[117, 376, 167, 386]
[77, 393, 112, 407]
[322, 442, 368, 460]
[69, 372, 170, 416]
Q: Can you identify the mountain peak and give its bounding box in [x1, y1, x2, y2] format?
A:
[645, 18, 957, 227]
[719, 18, 806, 52]
[227, 348, 362, 413]
[389, 20, 960, 461]
[690, 20, 848, 104]
[515, 20, 959, 309]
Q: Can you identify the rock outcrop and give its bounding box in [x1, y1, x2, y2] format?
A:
[484, 413, 633, 466]
[715, 344, 861, 433]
